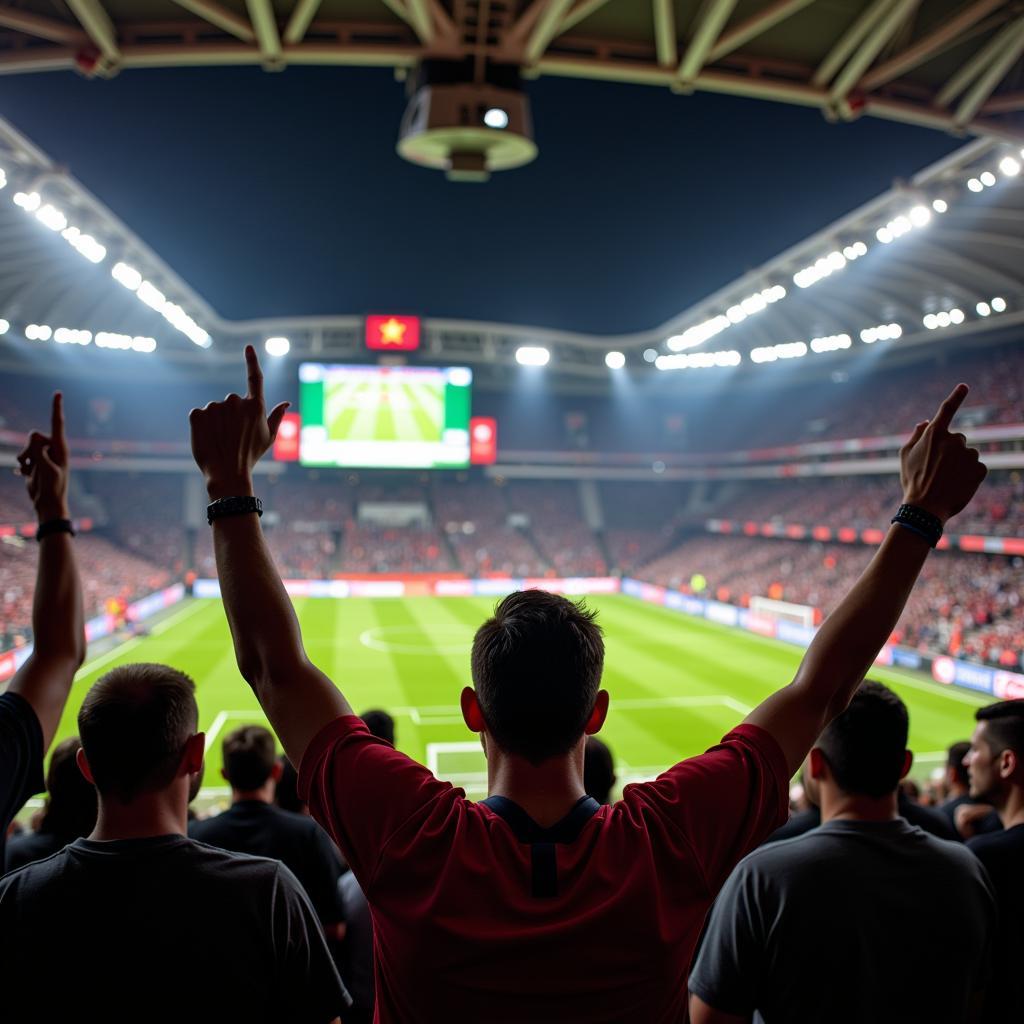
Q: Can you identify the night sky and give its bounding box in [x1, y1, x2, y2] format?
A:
[0, 66, 962, 334]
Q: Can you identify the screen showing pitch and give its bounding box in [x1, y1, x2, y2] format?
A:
[298, 363, 472, 469]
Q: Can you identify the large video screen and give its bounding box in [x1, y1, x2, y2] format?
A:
[298, 363, 472, 469]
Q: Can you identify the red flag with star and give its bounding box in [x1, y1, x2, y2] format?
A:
[366, 315, 421, 351]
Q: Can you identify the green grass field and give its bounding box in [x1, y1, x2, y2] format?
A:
[325, 377, 444, 443]
[39, 593, 992, 806]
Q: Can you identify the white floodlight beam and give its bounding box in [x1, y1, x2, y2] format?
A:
[516, 345, 550, 366]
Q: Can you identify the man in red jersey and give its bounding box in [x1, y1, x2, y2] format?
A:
[189, 348, 985, 1023]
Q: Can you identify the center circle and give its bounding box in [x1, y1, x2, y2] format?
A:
[359, 624, 475, 655]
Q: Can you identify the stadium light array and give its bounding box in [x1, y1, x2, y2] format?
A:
[923, 308, 965, 330]
[25, 324, 52, 340]
[809, 333, 851, 354]
[793, 247, 862, 289]
[860, 323, 902, 344]
[992, 296, 1007, 313]
[515, 345, 550, 366]
[53, 327, 92, 345]
[265, 336, 290, 357]
[667, 285, 785, 351]
[750, 341, 808, 363]
[605, 350, 625, 369]
[655, 349, 741, 370]
[111, 262, 211, 348]
[13, 191, 41, 212]
[19, 319, 156, 353]
[10, 191, 106, 264]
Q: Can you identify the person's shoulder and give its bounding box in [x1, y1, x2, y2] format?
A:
[967, 825, 1020, 858]
[0, 844, 73, 896]
[185, 836, 289, 878]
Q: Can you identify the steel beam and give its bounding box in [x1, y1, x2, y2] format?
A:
[859, 0, 1008, 92]
[168, 0, 256, 43]
[0, 8, 86, 45]
[678, 0, 740, 83]
[283, 0, 323, 44]
[953, 16, 1024, 126]
[525, 0, 576, 63]
[653, 0, 677, 67]
[982, 90, 1024, 114]
[65, 0, 119, 62]
[935, 18, 1019, 107]
[813, 0, 891, 86]
[405, 0, 433, 42]
[828, 0, 920, 105]
[246, 0, 282, 61]
[708, 0, 818, 64]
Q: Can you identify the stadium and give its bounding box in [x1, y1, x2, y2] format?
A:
[0, 2, 1023, 1021]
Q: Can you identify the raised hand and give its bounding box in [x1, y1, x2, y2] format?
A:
[17, 393, 70, 523]
[189, 345, 290, 499]
[900, 383, 987, 524]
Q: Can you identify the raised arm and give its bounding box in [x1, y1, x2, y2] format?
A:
[8, 393, 86, 750]
[745, 384, 987, 776]
[189, 347, 351, 769]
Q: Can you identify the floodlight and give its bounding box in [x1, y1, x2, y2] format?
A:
[999, 156, 1020, 177]
[967, 178, 983, 192]
[483, 108, 509, 130]
[980, 171, 996, 187]
[643, 348, 658, 363]
[976, 302, 991, 317]
[949, 308, 965, 324]
[13, 191, 41, 211]
[932, 198, 948, 213]
[909, 206, 930, 227]
[265, 336, 290, 357]
[923, 314, 937, 330]
[876, 227, 893, 244]
[36, 204, 67, 232]
[515, 346, 549, 366]
[112, 263, 143, 291]
[605, 351, 625, 369]
[0, 319, 8, 335]
[991, 296, 1007, 312]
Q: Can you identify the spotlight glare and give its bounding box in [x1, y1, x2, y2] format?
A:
[876, 227, 893, 244]
[909, 205, 931, 227]
[949, 308, 965, 324]
[483, 108, 509, 130]
[643, 348, 658, 363]
[932, 198, 948, 213]
[976, 302, 991, 317]
[1000, 156, 1021, 177]
[980, 171, 996, 187]
[991, 296, 1007, 312]
[967, 178, 983, 192]
[0, 318, 8, 335]
[112, 262, 143, 291]
[923, 314, 937, 330]
[265, 336, 291, 357]
[515, 345, 550, 367]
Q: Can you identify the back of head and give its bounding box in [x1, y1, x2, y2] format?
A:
[78, 663, 198, 803]
[583, 736, 615, 805]
[41, 736, 97, 841]
[975, 699, 1024, 768]
[471, 590, 605, 764]
[816, 680, 908, 798]
[360, 709, 396, 745]
[947, 741, 971, 788]
[222, 725, 277, 791]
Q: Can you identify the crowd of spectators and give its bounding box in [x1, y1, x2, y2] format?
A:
[506, 482, 607, 577]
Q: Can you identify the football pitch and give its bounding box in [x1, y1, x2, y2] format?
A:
[50, 594, 992, 802]
[325, 377, 444, 443]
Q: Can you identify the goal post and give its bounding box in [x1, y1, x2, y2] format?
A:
[749, 595, 816, 628]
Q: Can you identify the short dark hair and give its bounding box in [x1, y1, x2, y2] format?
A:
[816, 680, 908, 798]
[584, 736, 615, 805]
[471, 590, 605, 764]
[222, 725, 277, 791]
[947, 741, 971, 787]
[41, 736, 97, 841]
[78, 663, 198, 802]
[975, 700, 1024, 760]
[361, 709, 395, 745]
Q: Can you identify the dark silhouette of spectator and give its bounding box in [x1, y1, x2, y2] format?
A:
[1, 393, 84, 867]
[583, 736, 616, 804]
[964, 699, 1024, 1020]
[690, 682, 995, 1024]
[275, 753, 307, 815]
[0, 664, 347, 1023]
[4, 736, 96, 872]
[191, 350, 985, 1021]
[190, 724, 345, 934]
[940, 740, 1001, 837]
[338, 710, 396, 1024]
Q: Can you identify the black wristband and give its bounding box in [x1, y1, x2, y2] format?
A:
[891, 503, 943, 548]
[207, 495, 263, 526]
[35, 518, 75, 542]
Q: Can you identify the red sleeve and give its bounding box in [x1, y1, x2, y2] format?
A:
[297, 715, 457, 885]
[622, 724, 789, 893]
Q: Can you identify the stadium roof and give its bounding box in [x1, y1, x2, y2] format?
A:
[2, 1, 1024, 148]
[1, 108, 1023, 386]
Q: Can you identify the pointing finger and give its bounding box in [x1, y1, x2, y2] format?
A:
[245, 344, 264, 405]
[929, 383, 969, 434]
[49, 392, 66, 459]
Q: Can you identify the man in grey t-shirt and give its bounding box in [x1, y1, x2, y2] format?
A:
[689, 681, 996, 1024]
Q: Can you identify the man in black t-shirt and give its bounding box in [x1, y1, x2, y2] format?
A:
[191, 724, 344, 930]
[0, 664, 347, 1023]
[1, 394, 85, 867]
[965, 699, 1024, 1021]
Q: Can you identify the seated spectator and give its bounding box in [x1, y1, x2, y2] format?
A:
[4, 736, 97, 872]
[689, 682, 996, 1024]
[1, 394, 84, 867]
[964, 699, 1024, 1020]
[940, 740, 1001, 838]
[191, 350, 985, 1021]
[0, 664, 348, 1023]
[583, 736, 616, 805]
[190, 724, 344, 934]
[338, 710, 396, 1024]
